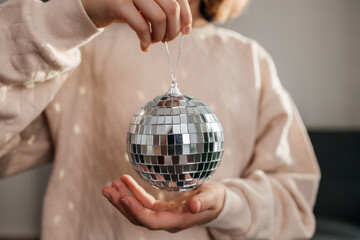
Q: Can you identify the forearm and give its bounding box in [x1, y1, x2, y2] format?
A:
[0, 0, 102, 147]
[203, 43, 321, 238]
[0, 113, 53, 178]
[206, 170, 320, 239]
[0, 0, 102, 84]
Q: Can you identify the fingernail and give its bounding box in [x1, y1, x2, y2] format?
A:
[196, 200, 201, 213]
[184, 24, 192, 34]
[103, 193, 111, 201]
[121, 198, 130, 208]
[141, 42, 150, 52]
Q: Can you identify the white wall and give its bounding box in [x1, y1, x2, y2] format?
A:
[229, 0, 360, 128]
[0, 0, 359, 238]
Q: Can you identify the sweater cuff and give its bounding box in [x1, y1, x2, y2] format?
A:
[203, 186, 251, 232]
[31, 0, 103, 50]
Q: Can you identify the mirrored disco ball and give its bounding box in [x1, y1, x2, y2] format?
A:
[126, 93, 224, 192]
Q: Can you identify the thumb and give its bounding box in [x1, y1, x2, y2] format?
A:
[187, 183, 221, 214]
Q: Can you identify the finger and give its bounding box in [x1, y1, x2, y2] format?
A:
[102, 186, 141, 225]
[133, 0, 166, 43]
[187, 183, 224, 214]
[121, 174, 156, 209]
[176, 0, 192, 34]
[114, 3, 151, 51]
[154, 0, 181, 41]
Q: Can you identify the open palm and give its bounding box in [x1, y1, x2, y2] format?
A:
[102, 174, 225, 233]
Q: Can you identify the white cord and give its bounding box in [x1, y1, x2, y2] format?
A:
[165, 34, 184, 96]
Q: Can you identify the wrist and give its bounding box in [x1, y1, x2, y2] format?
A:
[80, 0, 113, 28]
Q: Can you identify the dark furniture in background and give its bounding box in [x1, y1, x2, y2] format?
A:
[309, 130, 360, 239]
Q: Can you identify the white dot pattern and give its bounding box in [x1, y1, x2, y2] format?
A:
[73, 124, 80, 134]
[59, 169, 65, 179]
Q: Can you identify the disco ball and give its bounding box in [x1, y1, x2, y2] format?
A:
[126, 92, 224, 192]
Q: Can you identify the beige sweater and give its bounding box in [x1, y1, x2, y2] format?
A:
[0, 0, 321, 239]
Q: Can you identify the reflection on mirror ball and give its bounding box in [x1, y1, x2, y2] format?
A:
[127, 93, 224, 192]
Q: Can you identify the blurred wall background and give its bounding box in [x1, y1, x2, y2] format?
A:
[0, 0, 359, 238]
[229, 0, 360, 129]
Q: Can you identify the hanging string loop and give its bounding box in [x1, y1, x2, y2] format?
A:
[165, 34, 184, 96]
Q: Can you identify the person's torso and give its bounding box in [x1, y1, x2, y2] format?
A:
[42, 24, 260, 240]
